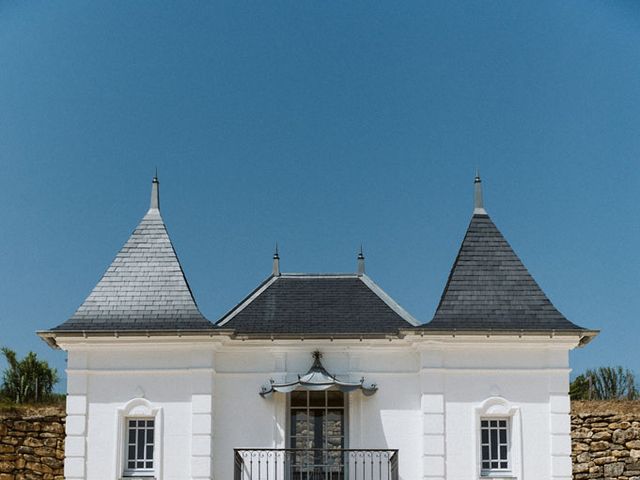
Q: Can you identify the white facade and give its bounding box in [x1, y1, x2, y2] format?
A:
[56, 332, 582, 480]
[41, 175, 594, 480]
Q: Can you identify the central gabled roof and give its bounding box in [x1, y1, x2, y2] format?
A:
[50, 176, 212, 332]
[216, 273, 419, 334]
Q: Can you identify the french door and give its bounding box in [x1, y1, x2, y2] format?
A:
[289, 390, 346, 480]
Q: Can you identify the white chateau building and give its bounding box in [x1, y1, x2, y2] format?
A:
[39, 175, 597, 480]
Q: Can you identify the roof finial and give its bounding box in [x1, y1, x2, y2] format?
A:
[357, 245, 365, 275]
[272, 242, 280, 276]
[474, 170, 486, 215]
[312, 350, 323, 364]
[150, 172, 160, 211]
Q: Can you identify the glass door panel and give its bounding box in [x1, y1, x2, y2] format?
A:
[289, 390, 345, 480]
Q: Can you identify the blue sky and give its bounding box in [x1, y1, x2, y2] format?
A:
[0, 1, 638, 390]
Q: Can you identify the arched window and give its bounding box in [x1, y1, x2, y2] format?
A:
[475, 397, 521, 479]
[116, 398, 163, 479]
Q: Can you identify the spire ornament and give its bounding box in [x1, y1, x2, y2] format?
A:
[357, 245, 365, 275]
[150, 173, 160, 211]
[474, 171, 486, 215]
[272, 243, 280, 276]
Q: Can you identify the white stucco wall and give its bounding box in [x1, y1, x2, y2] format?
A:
[213, 347, 423, 480]
[57, 334, 580, 480]
[414, 340, 573, 480]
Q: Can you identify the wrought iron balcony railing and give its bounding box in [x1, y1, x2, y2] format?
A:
[234, 448, 399, 480]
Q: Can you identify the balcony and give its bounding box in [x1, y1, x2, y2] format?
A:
[234, 448, 399, 480]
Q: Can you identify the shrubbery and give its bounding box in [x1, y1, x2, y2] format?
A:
[570, 366, 638, 401]
[0, 347, 60, 404]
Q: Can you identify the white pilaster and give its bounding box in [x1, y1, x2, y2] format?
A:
[191, 350, 215, 480]
[420, 348, 446, 480]
[65, 351, 88, 480]
[273, 352, 287, 448]
[549, 392, 572, 480]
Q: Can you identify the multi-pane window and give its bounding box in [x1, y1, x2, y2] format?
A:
[125, 418, 155, 474]
[480, 418, 509, 473]
[290, 390, 345, 449]
[289, 390, 345, 477]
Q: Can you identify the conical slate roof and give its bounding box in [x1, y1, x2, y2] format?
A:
[52, 177, 212, 332]
[427, 176, 584, 331]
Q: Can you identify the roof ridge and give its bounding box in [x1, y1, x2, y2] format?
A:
[154, 210, 201, 310]
[358, 274, 420, 326]
[430, 214, 477, 317]
[280, 273, 360, 278]
[215, 275, 279, 327]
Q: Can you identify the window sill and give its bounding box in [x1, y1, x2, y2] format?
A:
[122, 477, 156, 480]
[480, 475, 516, 480]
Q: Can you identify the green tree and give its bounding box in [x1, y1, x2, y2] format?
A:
[570, 366, 638, 401]
[570, 374, 590, 400]
[1, 348, 59, 404]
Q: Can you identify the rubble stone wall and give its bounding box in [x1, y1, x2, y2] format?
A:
[3, 402, 640, 479]
[0, 408, 65, 480]
[572, 402, 640, 480]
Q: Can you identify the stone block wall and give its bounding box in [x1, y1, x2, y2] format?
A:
[4, 402, 640, 479]
[572, 401, 640, 480]
[0, 407, 65, 480]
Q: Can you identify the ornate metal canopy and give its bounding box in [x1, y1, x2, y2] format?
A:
[259, 351, 378, 397]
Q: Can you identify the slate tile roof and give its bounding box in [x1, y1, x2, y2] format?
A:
[46, 175, 591, 338]
[425, 213, 585, 331]
[51, 181, 212, 332]
[216, 274, 418, 334]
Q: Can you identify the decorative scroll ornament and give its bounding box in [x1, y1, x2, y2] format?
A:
[260, 351, 377, 397]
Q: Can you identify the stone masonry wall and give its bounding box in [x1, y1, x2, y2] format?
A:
[572, 401, 640, 480]
[0, 407, 64, 480]
[3, 402, 640, 479]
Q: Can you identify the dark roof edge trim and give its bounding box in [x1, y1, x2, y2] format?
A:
[400, 328, 599, 347]
[231, 332, 404, 340]
[39, 328, 599, 349]
[37, 328, 236, 349]
[231, 329, 598, 343]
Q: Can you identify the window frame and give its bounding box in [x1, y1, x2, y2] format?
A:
[286, 389, 349, 450]
[474, 397, 521, 479]
[124, 417, 156, 476]
[115, 398, 163, 480]
[286, 389, 349, 449]
[286, 389, 349, 477]
[479, 417, 510, 475]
